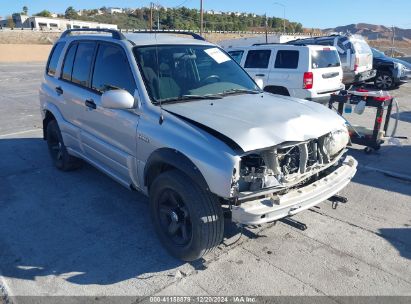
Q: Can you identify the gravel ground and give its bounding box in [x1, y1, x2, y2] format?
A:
[0, 63, 410, 303]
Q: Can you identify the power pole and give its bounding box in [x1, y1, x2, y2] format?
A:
[265, 14, 268, 43]
[200, 0, 204, 36]
[391, 25, 395, 57]
[150, 2, 153, 30]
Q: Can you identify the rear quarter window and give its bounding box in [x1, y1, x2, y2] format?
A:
[46, 42, 65, 76]
[274, 50, 299, 69]
[311, 50, 341, 69]
[244, 50, 271, 69]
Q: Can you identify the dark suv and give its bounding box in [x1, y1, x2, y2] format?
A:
[370, 48, 410, 90]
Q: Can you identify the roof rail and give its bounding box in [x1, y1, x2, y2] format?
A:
[60, 28, 126, 40]
[132, 30, 205, 41]
[252, 42, 307, 46]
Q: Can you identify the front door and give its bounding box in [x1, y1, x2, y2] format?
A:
[78, 42, 140, 187]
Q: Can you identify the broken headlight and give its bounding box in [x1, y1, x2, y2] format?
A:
[323, 128, 349, 157]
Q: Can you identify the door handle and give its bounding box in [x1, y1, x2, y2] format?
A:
[55, 86, 63, 95]
[256, 74, 266, 77]
[85, 99, 96, 109]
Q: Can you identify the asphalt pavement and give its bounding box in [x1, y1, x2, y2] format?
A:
[0, 63, 410, 303]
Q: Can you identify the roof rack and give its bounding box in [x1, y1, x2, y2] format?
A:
[60, 28, 126, 40]
[132, 30, 205, 41]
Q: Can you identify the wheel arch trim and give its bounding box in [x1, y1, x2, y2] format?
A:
[144, 148, 210, 192]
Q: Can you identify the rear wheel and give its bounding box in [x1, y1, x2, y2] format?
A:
[374, 72, 394, 90]
[149, 170, 224, 261]
[46, 120, 81, 171]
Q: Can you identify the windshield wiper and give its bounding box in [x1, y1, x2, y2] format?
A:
[218, 88, 262, 96]
[154, 94, 223, 105]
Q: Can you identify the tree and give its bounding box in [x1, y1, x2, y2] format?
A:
[65, 6, 78, 19]
[22, 6, 28, 15]
[35, 10, 52, 17]
[6, 16, 15, 28]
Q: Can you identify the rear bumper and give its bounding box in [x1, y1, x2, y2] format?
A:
[354, 69, 377, 83]
[232, 156, 358, 225]
[306, 95, 335, 104]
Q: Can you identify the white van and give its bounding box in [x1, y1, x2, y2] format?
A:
[226, 44, 344, 104]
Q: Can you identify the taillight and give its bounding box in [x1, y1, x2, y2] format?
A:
[303, 72, 313, 89]
[354, 58, 359, 72]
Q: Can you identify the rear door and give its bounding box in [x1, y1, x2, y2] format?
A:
[243, 49, 272, 87]
[268, 48, 301, 90]
[310, 47, 344, 93]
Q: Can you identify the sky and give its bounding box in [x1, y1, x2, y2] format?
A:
[0, 0, 410, 29]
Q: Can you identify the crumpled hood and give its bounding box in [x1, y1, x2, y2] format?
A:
[163, 93, 346, 152]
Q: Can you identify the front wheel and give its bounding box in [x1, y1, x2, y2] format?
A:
[149, 170, 224, 261]
[374, 72, 395, 90]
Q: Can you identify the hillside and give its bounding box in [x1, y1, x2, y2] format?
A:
[324, 23, 411, 42]
[59, 6, 303, 32]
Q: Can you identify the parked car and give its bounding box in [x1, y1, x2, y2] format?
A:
[288, 34, 376, 86]
[40, 29, 357, 261]
[370, 48, 410, 90]
[226, 44, 344, 104]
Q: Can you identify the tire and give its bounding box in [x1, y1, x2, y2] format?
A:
[46, 120, 81, 171]
[264, 86, 290, 96]
[149, 170, 224, 261]
[374, 72, 395, 90]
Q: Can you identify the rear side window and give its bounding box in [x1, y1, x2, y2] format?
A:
[311, 50, 341, 69]
[228, 50, 244, 64]
[46, 42, 65, 76]
[61, 43, 78, 81]
[274, 50, 299, 69]
[244, 50, 271, 68]
[91, 44, 136, 95]
[71, 42, 96, 87]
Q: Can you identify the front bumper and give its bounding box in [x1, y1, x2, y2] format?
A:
[232, 156, 358, 225]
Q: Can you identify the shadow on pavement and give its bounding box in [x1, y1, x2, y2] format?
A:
[392, 111, 411, 123]
[378, 228, 411, 260]
[347, 144, 411, 197]
[0, 137, 187, 285]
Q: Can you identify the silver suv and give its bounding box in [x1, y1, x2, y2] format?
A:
[40, 29, 357, 261]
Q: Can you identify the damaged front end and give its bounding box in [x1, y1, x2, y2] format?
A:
[231, 128, 357, 224]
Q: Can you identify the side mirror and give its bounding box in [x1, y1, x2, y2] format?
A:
[254, 78, 264, 90]
[101, 89, 135, 109]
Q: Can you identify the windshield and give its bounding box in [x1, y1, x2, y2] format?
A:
[133, 45, 260, 104]
[311, 49, 341, 69]
[371, 48, 385, 58]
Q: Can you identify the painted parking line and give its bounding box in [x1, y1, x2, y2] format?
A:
[0, 128, 42, 138]
[360, 164, 411, 182]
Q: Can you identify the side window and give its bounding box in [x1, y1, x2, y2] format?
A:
[91, 44, 136, 95]
[61, 43, 78, 81]
[46, 42, 65, 76]
[71, 42, 96, 87]
[244, 50, 271, 69]
[228, 50, 244, 64]
[274, 50, 299, 69]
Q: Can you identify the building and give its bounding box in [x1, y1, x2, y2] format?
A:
[107, 7, 123, 14]
[0, 14, 117, 30]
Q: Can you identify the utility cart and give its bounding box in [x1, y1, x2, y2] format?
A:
[329, 89, 395, 154]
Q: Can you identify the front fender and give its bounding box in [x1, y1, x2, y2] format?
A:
[137, 109, 241, 199]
